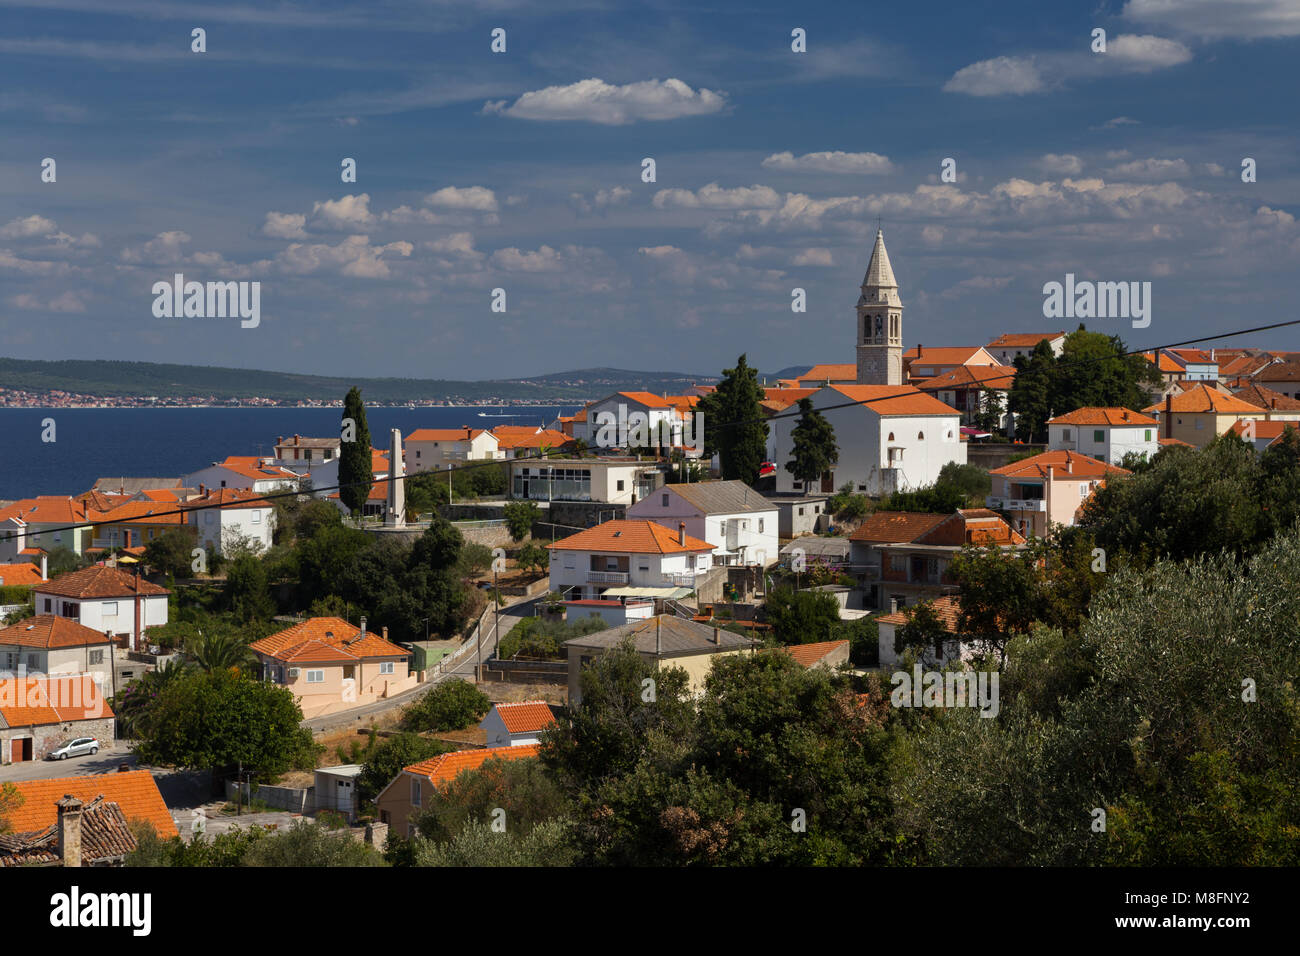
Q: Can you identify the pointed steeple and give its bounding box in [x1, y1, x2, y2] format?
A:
[861, 229, 898, 289]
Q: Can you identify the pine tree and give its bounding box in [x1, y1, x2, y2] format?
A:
[785, 397, 838, 485]
[1008, 340, 1055, 442]
[339, 386, 373, 514]
[698, 354, 768, 485]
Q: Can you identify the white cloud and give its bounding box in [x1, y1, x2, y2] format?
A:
[309, 194, 376, 231]
[8, 290, 86, 312]
[483, 77, 727, 125]
[424, 232, 482, 258]
[570, 186, 633, 215]
[638, 245, 683, 258]
[1123, 0, 1300, 39]
[119, 230, 192, 264]
[425, 186, 499, 211]
[1037, 154, 1084, 175]
[792, 248, 834, 266]
[261, 211, 308, 239]
[491, 244, 567, 272]
[1254, 205, 1297, 228]
[761, 150, 894, 175]
[1106, 34, 1193, 71]
[653, 183, 783, 210]
[272, 234, 411, 278]
[944, 56, 1045, 96]
[1107, 157, 1192, 179]
[1097, 116, 1142, 129]
[1200, 162, 1226, 176]
[0, 214, 57, 239]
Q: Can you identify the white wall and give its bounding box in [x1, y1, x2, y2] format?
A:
[1048, 423, 1159, 464]
[33, 591, 169, 644]
[190, 506, 275, 555]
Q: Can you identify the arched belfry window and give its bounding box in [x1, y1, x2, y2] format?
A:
[918, 432, 925, 440]
[887, 432, 895, 441]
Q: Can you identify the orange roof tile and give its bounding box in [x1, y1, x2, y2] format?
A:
[405, 744, 541, 788]
[877, 595, 963, 631]
[1047, 407, 1159, 427]
[1229, 419, 1300, 442]
[250, 617, 409, 662]
[491, 701, 556, 734]
[0, 675, 112, 725]
[406, 427, 491, 443]
[780, 640, 849, 668]
[491, 427, 572, 450]
[795, 364, 858, 384]
[1256, 361, 1300, 384]
[0, 563, 45, 588]
[34, 566, 169, 599]
[1157, 437, 1195, 448]
[90, 501, 186, 524]
[5, 771, 177, 838]
[824, 384, 960, 417]
[985, 332, 1065, 348]
[990, 450, 1129, 480]
[903, 346, 990, 365]
[613, 391, 674, 408]
[547, 519, 714, 554]
[1145, 385, 1265, 415]
[915, 509, 1026, 547]
[182, 487, 273, 512]
[1141, 351, 1184, 373]
[1232, 383, 1300, 411]
[0, 497, 89, 526]
[0, 615, 111, 649]
[849, 511, 948, 543]
[914, 364, 1017, 391]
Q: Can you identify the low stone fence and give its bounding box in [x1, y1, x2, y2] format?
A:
[481, 659, 567, 684]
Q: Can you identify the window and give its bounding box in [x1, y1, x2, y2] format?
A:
[411, 778, 422, 807]
[1063, 429, 1072, 441]
[1093, 430, 1104, 443]
[89, 650, 104, 665]
[205, 512, 214, 524]
[27, 654, 38, 670]
[1080, 484, 1088, 497]
[1195, 419, 1204, 430]
[797, 507, 805, 516]
[758, 519, 764, 533]
[4, 653, 15, 668]
[102, 601, 118, 615]
[918, 431, 924, 440]
[662, 493, 669, 507]
[43, 599, 51, 612]
[379, 661, 394, 675]
[887, 432, 895, 441]
[306, 669, 324, 683]
[1145, 429, 1152, 441]
[616, 480, 625, 491]
[251, 511, 261, 524]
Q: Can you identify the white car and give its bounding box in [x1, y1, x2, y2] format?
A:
[47, 737, 100, 760]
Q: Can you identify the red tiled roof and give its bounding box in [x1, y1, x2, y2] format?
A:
[1047, 407, 1159, 427]
[0, 675, 112, 725]
[914, 364, 1017, 391]
[990, 450, 1129, 480]
[795, 364, 858, 384]
[1232, 383, 1300, 411]
[825, 384, 961, 417]
[986, 332, 1065, 348]
[5, 771, 177, 838]
[548, 519, 714, 554]
[182, 487, 273, 512]
[491, 427, 572, 450]
[1229, 419, 1300, 443]
[406, 427, 492, 443]
[914, 509, 1026, 546]
[0, 615, 110, 649]
[877, 595, 962, 630]
[1252, 360, 1300, 384]
[404, 744, 541, 788]
[0, 563, 45, 588]
[490, 701, 556, 735]
[1144, 385, 1265, 415]
[34, 566, 168, 599]
[903, 346, 991, 365]
[0, 497, 88, 526]
[250, 617, 409, 662]
[780, 640, 849, 668]
[849, 511, 948, 543]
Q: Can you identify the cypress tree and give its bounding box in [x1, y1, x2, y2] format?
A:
[785, 396, 838, 486]
[339, 386, 373, 514]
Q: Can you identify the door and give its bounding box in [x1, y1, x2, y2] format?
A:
[820, 471, 834, 493]
[10, 737, 31, 762]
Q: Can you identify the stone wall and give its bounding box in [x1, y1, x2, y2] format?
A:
[966, 442, 1047, 472]
[1, 716, 115, 764]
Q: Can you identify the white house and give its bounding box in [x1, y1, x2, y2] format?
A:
[626, 480, 778, 568]
[509, 457, 662, 505]
[563, 598, 655, 627]
[984, 332, 1066, 366]
[1047, 407, 1161, 465]
[479, 700, 556, 748]
[183, 487, 276, 556]
[902, 345, 1000, 383]
[576, 392, 692, 450]
[0, 498, 94, 559]
[184, 457, 301, 494]
[769, 384, 966, 496]
[404, 427, 500, 474]
[547, 519, 714, 601]
[31, 566, 169, 653]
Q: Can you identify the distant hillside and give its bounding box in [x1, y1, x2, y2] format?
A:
[0, 357, 718, 403]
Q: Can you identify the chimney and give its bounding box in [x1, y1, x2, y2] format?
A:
[360, 616, 367, 636]
[57, 795, 84, 868]
[1164, 393, 1173, 439]
[40, 553, 47, 581]
[199, 483, 206, 496]
[1272, 397, 1277, 409]
[382, 626, 388, 641]
[917, 344, 923, 357]
[713, 626, 721, 645]
[1121, 410, 1129, 422]
[678, 521, 686, 546]
[889, 598, 898, 615]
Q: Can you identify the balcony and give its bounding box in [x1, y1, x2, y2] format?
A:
[662, 571, 697, 587]
[588, 571, 629, 584]
[987, 496, 1047, 512]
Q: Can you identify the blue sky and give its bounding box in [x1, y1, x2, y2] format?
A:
[2, 0, 1299, 381]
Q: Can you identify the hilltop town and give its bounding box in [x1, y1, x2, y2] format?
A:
[3, 231, 1297, 870]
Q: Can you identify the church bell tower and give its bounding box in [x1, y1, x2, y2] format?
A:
[855, 229, 903, 386]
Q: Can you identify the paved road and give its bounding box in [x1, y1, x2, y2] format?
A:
[304, 594, 542, 733]
[0, 742, 137, 783]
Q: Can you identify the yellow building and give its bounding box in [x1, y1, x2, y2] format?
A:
[1146, 386, 1266, 448]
